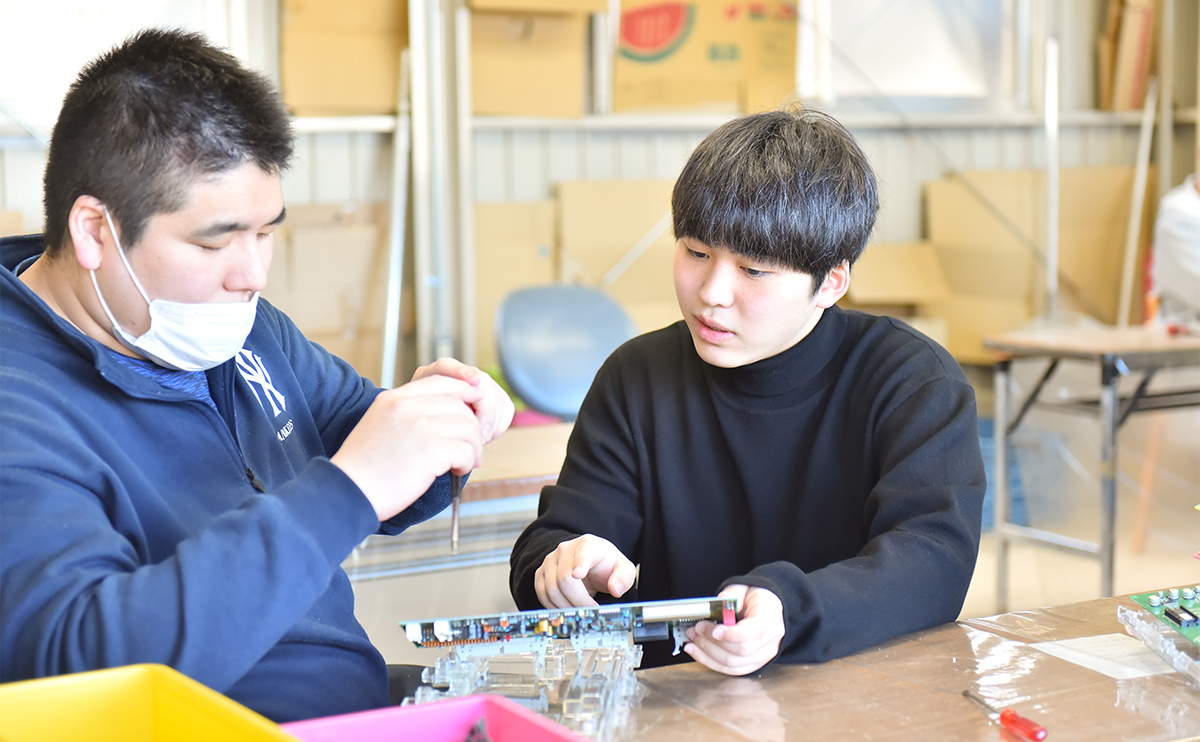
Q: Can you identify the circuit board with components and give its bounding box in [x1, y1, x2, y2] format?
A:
[402, 596, 738, 650]
[1129, 586, 1200, 647]
[399, 596, 739, 741]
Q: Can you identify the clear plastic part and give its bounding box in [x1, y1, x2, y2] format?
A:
[1117, 604, 1200, 686]
[406, 633, 645, 742]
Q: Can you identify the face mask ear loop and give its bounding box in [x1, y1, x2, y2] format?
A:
[88, 268, 125, 335]
[102, 207, 152, 307]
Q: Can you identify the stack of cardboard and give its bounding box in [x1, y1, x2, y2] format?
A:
[262, 203, 404, 385]
[613, 0, 797, 113]
[473, 201, 557, 368]
[471, 181, 678, 364]
[280, 0, 409, 115]
[556, 179, 679, 331]
[0, 211, 22, 237]
[845, 166, 1154, 365]
[841, 242, 951, 350]
[470, 0, 606, 118]
[1098, 0, 1156, 111]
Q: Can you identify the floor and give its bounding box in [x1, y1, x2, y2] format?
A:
[351, 358, 1200, 665]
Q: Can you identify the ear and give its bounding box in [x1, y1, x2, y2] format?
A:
[813, 261, 850, 309]
[67, 195, 110, 271]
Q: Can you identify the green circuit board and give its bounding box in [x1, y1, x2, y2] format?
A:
[401, 596, 738, 649]
[1130, 586, 1200, 647]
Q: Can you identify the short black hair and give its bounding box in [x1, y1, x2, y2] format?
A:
[42, 28, 294, 255]
[672, 107, 879, 290]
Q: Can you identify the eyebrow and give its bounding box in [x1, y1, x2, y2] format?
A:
[188, 207, 287, 241]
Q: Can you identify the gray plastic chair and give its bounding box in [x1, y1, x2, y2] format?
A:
[495, 285, 638, 422]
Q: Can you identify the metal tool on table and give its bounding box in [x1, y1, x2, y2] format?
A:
[450, 473, 463, 555]
[963, 690, 1047, 740]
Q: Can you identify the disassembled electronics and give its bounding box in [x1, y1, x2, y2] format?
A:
[403, 596, 737, 656]
[1129, 586, 1200, 647]
[399, 596, 738, 740]
[1118, 585, 1200, 688]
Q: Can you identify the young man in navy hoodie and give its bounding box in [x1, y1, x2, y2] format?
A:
[510, 108, 985, 675]
[0, 29, 512, 722]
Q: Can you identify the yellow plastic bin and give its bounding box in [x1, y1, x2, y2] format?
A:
[0, 664, 297, 742]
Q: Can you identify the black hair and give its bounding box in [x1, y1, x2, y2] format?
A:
[42, 28, 294, 255]
[671, 107, 879, 291]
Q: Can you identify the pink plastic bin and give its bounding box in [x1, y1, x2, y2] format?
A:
[281, 694, 583, 742]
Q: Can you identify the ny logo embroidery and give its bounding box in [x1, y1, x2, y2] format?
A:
[236, 350, 286, 417]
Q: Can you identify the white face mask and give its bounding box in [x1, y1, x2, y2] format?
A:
[89, 208, 259, 372]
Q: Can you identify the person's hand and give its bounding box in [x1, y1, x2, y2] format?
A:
[534, 534, 638, 609]
[332, 374, 484, 521]
[412, 358, 514, 444]
[684, 584, 784, 676]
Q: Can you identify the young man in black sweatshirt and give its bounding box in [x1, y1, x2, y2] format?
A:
[509, 108, 985, 674]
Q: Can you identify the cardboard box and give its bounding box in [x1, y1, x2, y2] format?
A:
[842, 242, 954, 351]
[472, 12, 590, 117]
[471, 0, 606, 11]
[556, 179, 680, 332]
[0, 210, 22, 237]
[925, 166, 1154, 328]
[866, 166, 1161, 364]
[613, 0, 797, 114]
[0, 664, 293, 742]
[918, 246, 1036, 364]
[1110, 0, 1156, 111]
[264, 203, 404, 385]
[474, 201, 557, 367]
[843, 241, 1032, 364]
[280, 0, 408, 115]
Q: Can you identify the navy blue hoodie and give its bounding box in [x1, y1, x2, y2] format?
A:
[0, 237, 450, 722]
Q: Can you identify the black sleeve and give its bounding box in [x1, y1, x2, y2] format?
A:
[509, 353, 646, 609]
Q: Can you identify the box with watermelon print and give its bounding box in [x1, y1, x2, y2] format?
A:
[614, 0, 797, 113]
[470, 0, 607, 118]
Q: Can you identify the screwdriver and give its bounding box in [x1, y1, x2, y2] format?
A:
[963, 690, 1047, 740]
[449, 473, 463, 555]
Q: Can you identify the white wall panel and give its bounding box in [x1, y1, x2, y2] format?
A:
[934, 130, 974, 172]
[508, 130, 547, 201]
[355, 133, 395, 203]
[473, 130, 508, 202]
[969, 128, 1005, 171]
[1000, 129, 1033, 169]
[546, 130, 583, 187]
[616, 136, 652, 180]
[1, 145, 48, 234]
[650, 132, 693, 180]
[282, 133, 316, 205]
[311, 132, 355, 203]
[581, 132, 618, 180]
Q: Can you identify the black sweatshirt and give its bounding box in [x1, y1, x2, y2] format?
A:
[510, 306, 985, 669]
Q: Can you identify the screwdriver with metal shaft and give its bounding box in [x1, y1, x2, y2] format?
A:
[963, 690, 1047, 740]
[449, 473, 463, 555]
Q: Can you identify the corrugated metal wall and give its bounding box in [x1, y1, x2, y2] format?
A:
[5, 120, 1195, 243]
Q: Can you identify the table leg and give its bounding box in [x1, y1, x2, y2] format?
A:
[1099, 358, 1120, 597]
[994, 359, 1012, 613]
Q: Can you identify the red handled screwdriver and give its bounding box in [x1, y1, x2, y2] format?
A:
[963, 690, 1047, 740]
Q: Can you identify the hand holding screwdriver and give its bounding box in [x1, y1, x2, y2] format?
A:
[963, 690, 1047, 740]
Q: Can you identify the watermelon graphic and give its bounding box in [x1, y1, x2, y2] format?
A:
[619, 2, 696, 63]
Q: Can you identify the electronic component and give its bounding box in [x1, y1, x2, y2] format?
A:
[402, 596, 737, 651]
[1119, 585, 1200, 689]
[1165, 605, 1199, 628]
[1129, 586, 1200, 648]
[399, 596, 739, 741]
